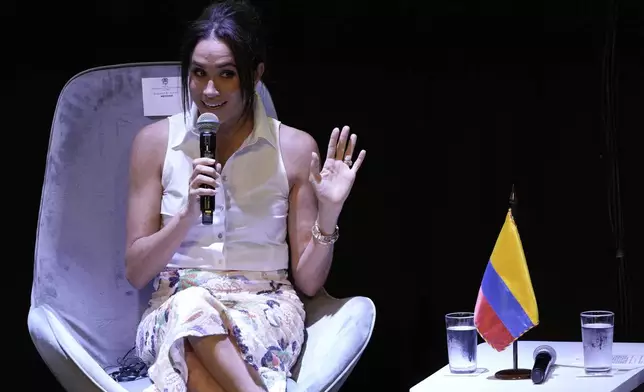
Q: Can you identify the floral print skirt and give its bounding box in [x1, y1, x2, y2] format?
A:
[136, 268, 306, 392]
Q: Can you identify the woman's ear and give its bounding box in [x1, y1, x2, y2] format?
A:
[255, 63, 265, 84]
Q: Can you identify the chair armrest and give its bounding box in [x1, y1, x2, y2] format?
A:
[28, 304, 127, 392]
[294, 288, 376, 392]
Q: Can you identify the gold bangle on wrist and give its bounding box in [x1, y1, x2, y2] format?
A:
[312, 220, 339, 245]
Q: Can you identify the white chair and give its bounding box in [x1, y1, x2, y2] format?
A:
[27, 62, 376, 392]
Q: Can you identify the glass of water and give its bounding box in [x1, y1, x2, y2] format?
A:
[445, 312, 478, 373]
[580, 310, 615, 374]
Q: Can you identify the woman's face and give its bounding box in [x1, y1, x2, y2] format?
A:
[189, 38, 244, 125]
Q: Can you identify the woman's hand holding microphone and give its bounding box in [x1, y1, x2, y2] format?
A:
[182, 158, 221, 220]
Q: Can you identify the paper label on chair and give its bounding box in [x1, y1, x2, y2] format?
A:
[141, 77, 183, 117]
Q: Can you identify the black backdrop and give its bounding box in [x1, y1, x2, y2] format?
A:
[14, 0, 644, 390]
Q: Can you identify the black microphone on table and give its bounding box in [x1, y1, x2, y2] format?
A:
[196, 112, 220, 225]
[531, 344, 557, 385]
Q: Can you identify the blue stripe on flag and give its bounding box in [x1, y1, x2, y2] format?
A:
[481, 261, 535, 338]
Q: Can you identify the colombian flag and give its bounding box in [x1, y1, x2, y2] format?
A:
[474, 209, 539, 352]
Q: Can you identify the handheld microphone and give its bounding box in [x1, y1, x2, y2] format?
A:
[196, 112, 220, 225]
[531, 345, 557, 384]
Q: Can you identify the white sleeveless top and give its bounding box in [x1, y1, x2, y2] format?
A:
[161, 96, 290, 271]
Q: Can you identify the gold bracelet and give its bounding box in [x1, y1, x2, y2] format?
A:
[312, 220, 339, 246]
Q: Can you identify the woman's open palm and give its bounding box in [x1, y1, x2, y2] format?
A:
[309, 126, 366, 208]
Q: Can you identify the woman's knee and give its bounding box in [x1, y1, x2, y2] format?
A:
[170, 286, 211, 308]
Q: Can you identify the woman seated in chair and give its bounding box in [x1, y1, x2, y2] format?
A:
[124, 1, 366, 391]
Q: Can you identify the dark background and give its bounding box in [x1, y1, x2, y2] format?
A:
[13, 0, 644, 390]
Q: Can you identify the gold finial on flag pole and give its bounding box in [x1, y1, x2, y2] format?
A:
[509, 184, 516, 212]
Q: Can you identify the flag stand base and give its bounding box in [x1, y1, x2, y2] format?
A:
[494, 368, 531, 380]
[494, 341, 532, 380]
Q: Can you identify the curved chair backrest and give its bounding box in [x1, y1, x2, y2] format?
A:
[30, 62, 278, 367]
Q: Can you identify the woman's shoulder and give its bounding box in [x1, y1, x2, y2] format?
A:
[131, 118, 170, 162]
[278, 123, 319, 181]
[134, 118, 169, 147]
[279, 123, 318, 155]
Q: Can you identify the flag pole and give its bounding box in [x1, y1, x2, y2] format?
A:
[494, 184, 532, 380]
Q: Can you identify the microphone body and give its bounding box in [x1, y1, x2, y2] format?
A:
[196, 113, 220, 225]
[531, 345, 557, 384]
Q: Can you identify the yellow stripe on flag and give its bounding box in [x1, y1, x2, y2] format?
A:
[489, 209, 539, 325]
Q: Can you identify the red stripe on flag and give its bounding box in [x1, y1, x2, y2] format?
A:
[474, 289, 515, 351]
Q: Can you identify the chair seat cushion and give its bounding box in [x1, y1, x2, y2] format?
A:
[294, 293, 376, 391]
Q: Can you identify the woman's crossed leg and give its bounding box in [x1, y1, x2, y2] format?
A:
[185, 336, 266, 392]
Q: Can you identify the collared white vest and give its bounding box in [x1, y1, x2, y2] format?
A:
[161, 97, 290, 271]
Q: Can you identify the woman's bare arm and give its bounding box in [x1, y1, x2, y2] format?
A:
[281, 126, 338, 296]
[124, 120, 195, 289]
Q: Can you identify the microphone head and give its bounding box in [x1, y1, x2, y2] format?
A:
[196, 112, 220, 133]
[533, 344, 557, 363]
